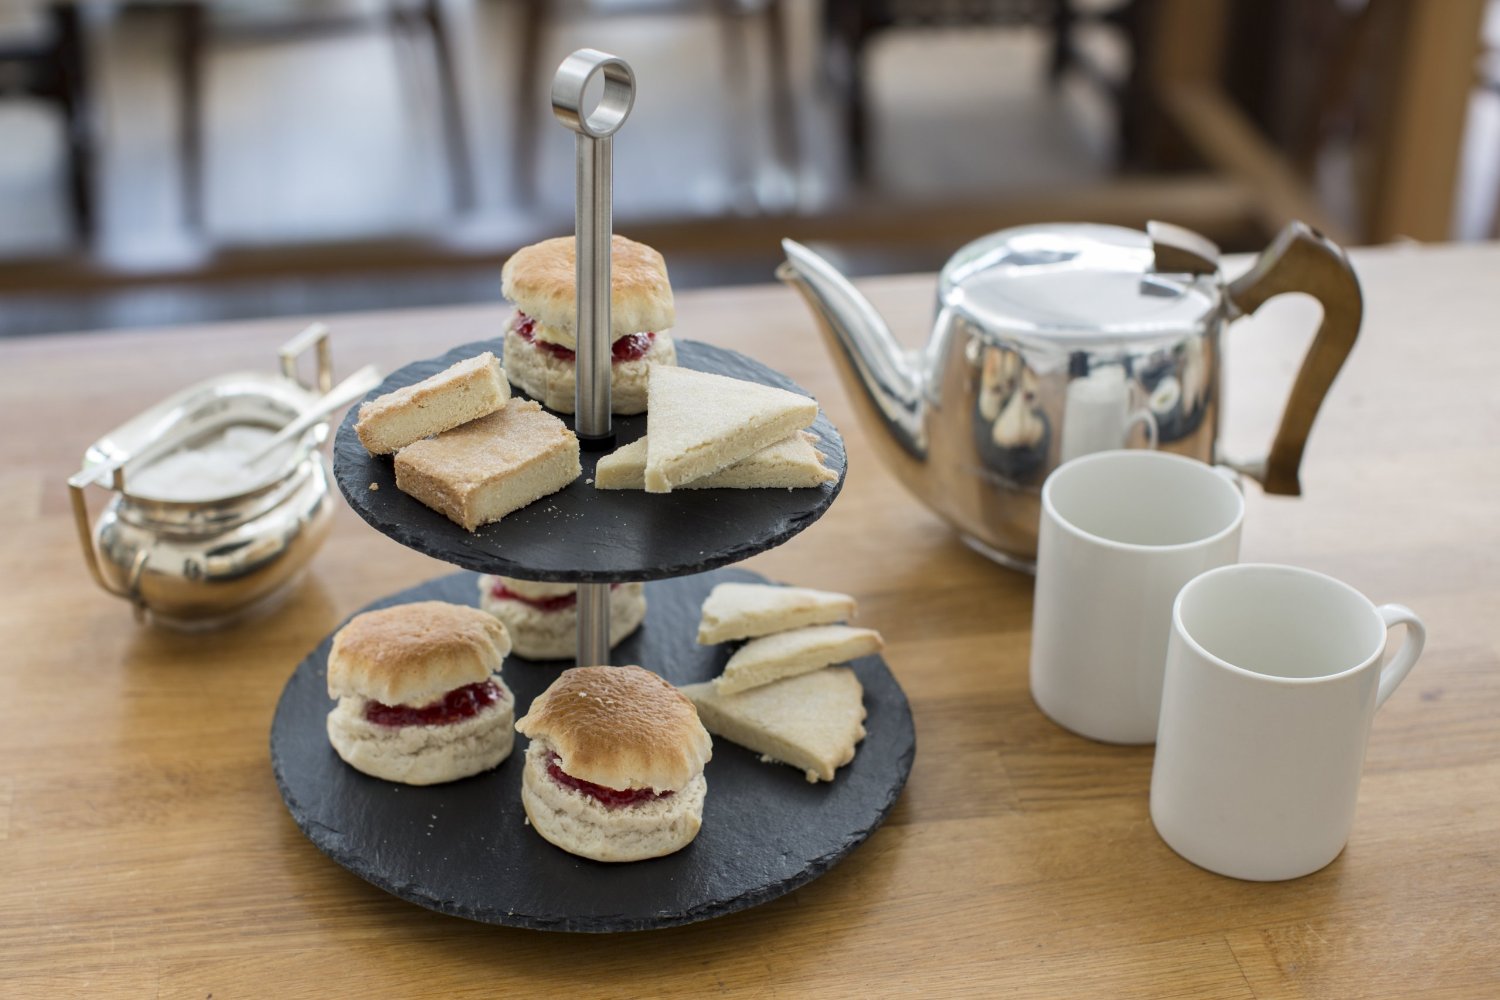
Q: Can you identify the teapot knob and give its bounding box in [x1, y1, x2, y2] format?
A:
[1148, 221, 1221, 275]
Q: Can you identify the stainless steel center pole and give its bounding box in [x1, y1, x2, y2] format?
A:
[552, 49, 635, 667]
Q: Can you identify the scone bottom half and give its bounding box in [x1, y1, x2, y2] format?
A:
[520, 741, 708, 863]
[326, 674, 516, 786]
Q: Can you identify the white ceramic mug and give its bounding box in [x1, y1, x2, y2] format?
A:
[1030, 450, 1244, 744]
[1150, 563, 1426, 881]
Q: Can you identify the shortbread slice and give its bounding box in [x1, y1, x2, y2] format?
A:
[696, 582, 856, 645]
[715, 624, 883, 695]
[643, 365, 818, 493]
[681, 668, 867, 783]
[355, 352, 509, 455]
[596, 431, 834, 491]
[393, 400, 580, 531]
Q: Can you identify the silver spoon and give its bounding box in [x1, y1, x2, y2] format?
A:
[246, 364, 383, 466]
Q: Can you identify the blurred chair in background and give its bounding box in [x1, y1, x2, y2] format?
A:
[1483, 16, 1500, 237]
[1226, 0, 1487, 243]
[821, 0, 1137, 184]
[511, 0, 798, 212]
[164, 0, 473, 230]
[1133, 0, 1485, 244]
[0, 2, 95, 241]
[0, 0, 1494, 340]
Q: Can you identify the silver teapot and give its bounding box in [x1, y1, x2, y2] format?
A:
[778, 220, 1361, 571]
[68, 325, 338, 630]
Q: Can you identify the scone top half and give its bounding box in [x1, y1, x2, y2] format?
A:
[328, 600, 512, 708]
[515, 665, 711, 792]
[501, 235, 675, 348]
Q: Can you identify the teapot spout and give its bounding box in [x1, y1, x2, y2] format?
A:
[776, 239, 927, 461]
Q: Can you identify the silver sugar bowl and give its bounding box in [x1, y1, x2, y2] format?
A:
[68, 325, 338, 630]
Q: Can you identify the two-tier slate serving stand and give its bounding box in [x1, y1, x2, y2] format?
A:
[269, 49, 914, 932]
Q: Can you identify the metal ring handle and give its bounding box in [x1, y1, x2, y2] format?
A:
[551, 49, 635, 138]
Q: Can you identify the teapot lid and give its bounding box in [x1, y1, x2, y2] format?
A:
[938, 223, 1222, 349]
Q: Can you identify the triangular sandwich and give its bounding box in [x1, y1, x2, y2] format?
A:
[595, 432, 834, 491]
[643, 365, 818, 493]
[681, 668, 866, 783]
[714, 624, 882, 694]
[696, 582, 856, 645]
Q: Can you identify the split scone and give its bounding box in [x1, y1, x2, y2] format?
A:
[682, 668, 866, 783]
[515, 665, 713, 862]
[354, 352, 509, 455]
[325, 601, 515, 785]
[715, 624, 884, 695]
[643, 365, 819, 493]
[477, 575, 646, 660]
[697, 582, 856, 644]
[594, 431, 836, 491]
[501, 234, 677, 415]
[393, 400, 580, 531]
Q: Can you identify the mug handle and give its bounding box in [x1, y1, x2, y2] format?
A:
[1223, 221, 1362, 496]
[1126, 406, 1158, 450]
[1375, 604, 1426, 708]
[1210, 464, 1243, 491]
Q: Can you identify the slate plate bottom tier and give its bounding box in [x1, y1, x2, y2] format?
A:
[270, 568, 916, 932]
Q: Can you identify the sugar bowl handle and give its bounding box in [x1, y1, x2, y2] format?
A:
[278, 322, 334, 394]
[1225, 221, 1362, 496]
[67, 469, 150, 621]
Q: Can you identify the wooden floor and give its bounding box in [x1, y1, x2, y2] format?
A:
[0, 2, 1121, 336]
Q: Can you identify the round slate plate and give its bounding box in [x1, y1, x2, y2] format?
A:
[270, 568, 915, 932]
[333, 340, 847, 583]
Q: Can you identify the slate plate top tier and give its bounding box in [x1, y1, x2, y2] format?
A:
[333, 340, 847, 583]
[270, 568, 916, 932]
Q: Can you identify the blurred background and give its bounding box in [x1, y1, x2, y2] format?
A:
[0, 0, 1493, 337]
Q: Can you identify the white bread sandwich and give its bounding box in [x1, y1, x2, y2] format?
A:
[501, 234, 677, 415]
[682, 667, 866, 783]
[515, 665, 712, 862]
[643, 365, 819, 493]
[354, 352, 509, 455]
[593, 431, 835, 491]
[325, 601, 516, 785]
[715, 624, 884, 695]
[477, 575, 646, 660]
[696, 582, 856, 644]
[393, 399, 580, 531]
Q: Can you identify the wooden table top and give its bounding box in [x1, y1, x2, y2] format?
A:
[4, 242, 1498, 998]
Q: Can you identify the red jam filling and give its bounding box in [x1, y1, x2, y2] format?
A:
[514, 311, 655, 365]
[611, 332, 655, 362]
[545, 752, 674, 809]
[488, 580, 618, 612]
[364, 680, 505, 728]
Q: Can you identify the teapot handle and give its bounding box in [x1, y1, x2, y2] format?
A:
[1225, 221, 1362, 496]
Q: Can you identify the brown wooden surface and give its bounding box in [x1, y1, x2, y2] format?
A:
[3, 243, 1499, 997]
